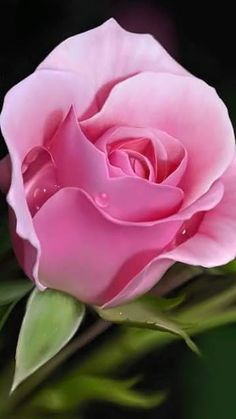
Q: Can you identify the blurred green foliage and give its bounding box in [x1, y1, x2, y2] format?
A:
[30, 375, 166, 412]
[179, 325, 236, 419]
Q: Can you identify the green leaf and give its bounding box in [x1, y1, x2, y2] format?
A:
[0, 279, 33, 306]
[12, 288, 85, 392]
[31, 375, 166, 411]
[96, 299, 199, 354]
[140, 294, 186, 312]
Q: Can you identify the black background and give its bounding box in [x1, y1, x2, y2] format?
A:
[1, 1, 235, 106]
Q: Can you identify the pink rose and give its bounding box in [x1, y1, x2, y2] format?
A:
[0, 19, 235, 307]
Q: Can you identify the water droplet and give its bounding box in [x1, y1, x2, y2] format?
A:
[22, 163, 28, 174]
[26, 149, 40, 163]
[95, 192, 109, 208]
[182, 228, 187, 235]
[32, 188, 43, 212]
[33, 187, 41, 199]
[32, 184, 60, 214]
[22, 148, 42, 175]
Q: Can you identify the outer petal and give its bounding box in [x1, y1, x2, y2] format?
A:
[83, 72, 235, 206]
[0, 69, 96, 161]
[8, 209, 45, 290]
[6, 160, 42, 289]
[103, 180, 224, 307]
[33, 179, 224, 306]
[159, 156, 236, 267]
[38, 18, 189, 108]
[33, 188, 182, 305]
[103, 258, 174, 307]
[0, 70, 95, 284]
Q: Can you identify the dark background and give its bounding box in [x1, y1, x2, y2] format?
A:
[1, 1, 236, 418]
[1, 1, 236, 116]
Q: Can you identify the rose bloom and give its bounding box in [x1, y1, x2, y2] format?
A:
[0, 19, 235, 307]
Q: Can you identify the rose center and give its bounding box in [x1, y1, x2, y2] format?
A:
[107, 137, 157, 181]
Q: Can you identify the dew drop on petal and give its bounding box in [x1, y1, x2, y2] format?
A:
[95, 192, 109, 208]
[171, 212, 205, 248]
[32, 184, 60, 214]
[21, 163, 28, 174]
[22, 149, 42, 175]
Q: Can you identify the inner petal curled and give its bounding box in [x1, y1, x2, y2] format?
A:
[22, 147, 60, 216]
[95, 126, 187, 186]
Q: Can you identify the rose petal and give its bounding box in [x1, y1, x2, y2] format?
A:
[167, 180, 224, 224]
[33, 187, 182, 305]
[159, 156, 236, 267]
[83, 72, 235, 205]
[50, 109, 184, 222]
[6, 159, 42, 289]
[104, 179, 224, 307]
[38, 18, 189, 109]
[155, 130, 187, 186]
[96, 126, 165, 182]
[96, 126, 187, 185]
[8, 209, 45, 290]
[108, 150, 137, 177]
[23, 147, 59, 216]
[0, 69, 96, 161]
[0, 70, 96, 286]
[103, 259, 174, 307]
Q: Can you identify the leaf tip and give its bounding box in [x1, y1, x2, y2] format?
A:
[185, 336, 201, 356]
[10, 377, 19, 395]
